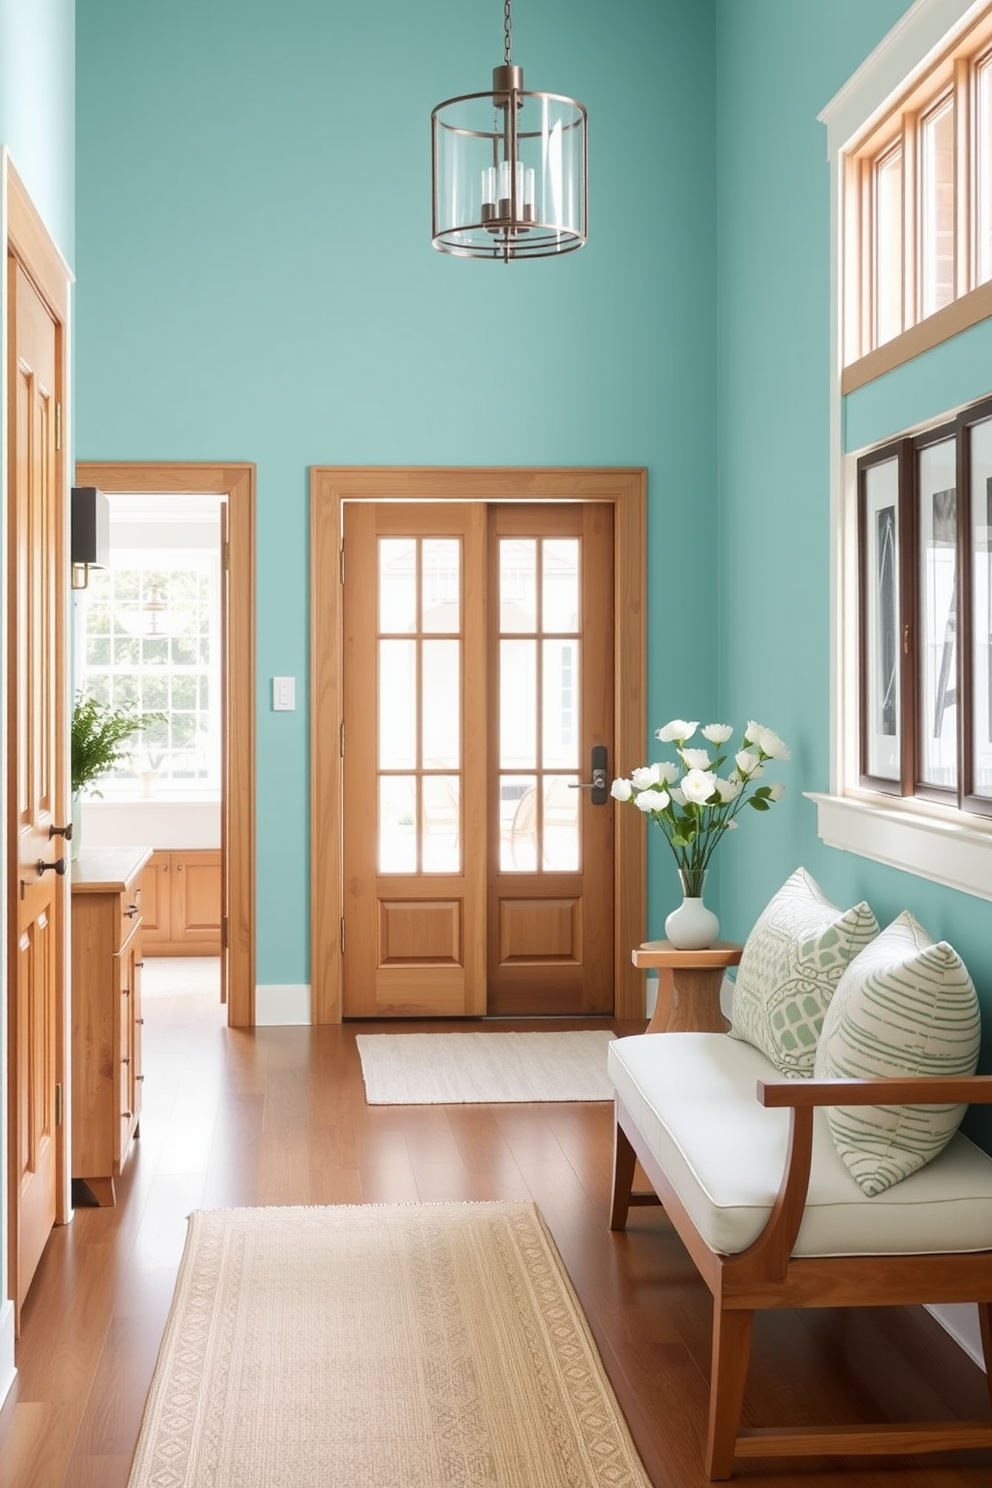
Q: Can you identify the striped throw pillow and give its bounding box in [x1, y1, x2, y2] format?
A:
[813, 911, 981, 1197]
[730, 868, 879, 1076]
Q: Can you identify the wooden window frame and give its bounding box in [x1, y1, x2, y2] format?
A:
[842, 3, 992, 392]
[856, 396, 992, 822]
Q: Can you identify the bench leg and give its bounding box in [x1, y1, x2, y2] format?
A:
[610, 1121, 637, 1230]
[705, 1304, 753, 1480]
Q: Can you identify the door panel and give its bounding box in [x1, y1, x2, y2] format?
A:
[486, 504, 615, 1015]
[8, 256, 64, 1317]
[342, 504, 487, 1017]
[342, 500, 614, 1018]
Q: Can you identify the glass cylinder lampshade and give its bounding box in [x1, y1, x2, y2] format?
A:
[432, 66, 587, 261]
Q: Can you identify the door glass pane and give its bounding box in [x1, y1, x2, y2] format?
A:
[921, 96, 954, 320]
[864, 458, 901, 781]
[422, 640, 460, 768]
[875, 145, 903, 346]
[542, 639, 578, 767]
[422, 775, 460, 872]
[379, 639, 416, 768]
[543, 775, 579, 870]
[422, 539, 460, 633]
[918, 438, 957, 790]
[379, 775, 416, 872]
[971, 418, 992, 798]
[542, 539, 579, 632]
[502, 774, 537, 870]
[499, 539, 537, 631]
[379, 539, 416, 632]
[500, 639, 536, 768]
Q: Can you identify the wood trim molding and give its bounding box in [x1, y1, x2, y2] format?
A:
[309, 466, 648, 1024]
[73, 462, 256, 1027]
[842, 277, 992, 396]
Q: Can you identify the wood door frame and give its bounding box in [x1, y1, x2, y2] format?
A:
[74, 462, 256, 1028]
[310, 466, 647, 1024]
[4, 155, 74, 1341]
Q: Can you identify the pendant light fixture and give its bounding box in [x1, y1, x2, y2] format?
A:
[431, 0, 587, 262]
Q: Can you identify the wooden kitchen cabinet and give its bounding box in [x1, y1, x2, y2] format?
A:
[141, 849, 221, 955]
[70, 846, 152, 1206]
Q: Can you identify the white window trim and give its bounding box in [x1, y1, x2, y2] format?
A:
[818, 0, 992, 902]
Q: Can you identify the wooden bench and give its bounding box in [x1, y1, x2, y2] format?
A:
[608, 1031, 992, 1479]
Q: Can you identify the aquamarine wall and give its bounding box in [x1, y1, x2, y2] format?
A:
[74, 0, 717, 985]
[715, 0, 992, 1141]
[0, 0, 74, 261]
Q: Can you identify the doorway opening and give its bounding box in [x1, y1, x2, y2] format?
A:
[310, 467, 647, 1024]
[74, 463, 256, 1027]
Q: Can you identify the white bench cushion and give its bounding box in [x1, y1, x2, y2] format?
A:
[608, 1032, 992, 1258]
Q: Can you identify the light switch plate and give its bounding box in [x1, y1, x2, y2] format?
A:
[272, 676, 296, 711]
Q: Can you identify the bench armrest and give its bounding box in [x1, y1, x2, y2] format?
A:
[757, 1074, 992, 1108]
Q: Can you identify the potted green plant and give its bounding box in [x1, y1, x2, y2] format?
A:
[70, 694, 161, 859]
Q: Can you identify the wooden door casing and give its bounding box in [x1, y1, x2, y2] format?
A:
[310, 467, 647, 1025]
[74, 463, 255, 1022]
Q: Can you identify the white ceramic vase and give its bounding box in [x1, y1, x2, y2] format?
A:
[664, 870, 719, 950]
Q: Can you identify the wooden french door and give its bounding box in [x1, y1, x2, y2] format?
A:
[7, 253, 67, 1320]
[341, 500, 615, 1017]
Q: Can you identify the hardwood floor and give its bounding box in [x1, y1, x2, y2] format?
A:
[1, 967, 991, 1487]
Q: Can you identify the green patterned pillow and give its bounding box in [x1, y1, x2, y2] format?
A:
[730, 869, 878, 1076]
[813, 911, 981, 1197]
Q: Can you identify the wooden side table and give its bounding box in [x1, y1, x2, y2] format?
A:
[631, 941, 743, 1033]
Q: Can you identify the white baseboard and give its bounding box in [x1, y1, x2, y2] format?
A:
[0, 1298, 16, 1408]
[926, 1302, 987, 1371]
[254, 984, 311, 1025]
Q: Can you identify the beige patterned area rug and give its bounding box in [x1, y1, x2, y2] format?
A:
[356, 1029, 616, 1104]
[127, 1201, 651, 1488]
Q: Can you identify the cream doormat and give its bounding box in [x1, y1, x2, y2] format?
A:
[127, 1202, 651, 1488]
[356, 1029, 616, 1104]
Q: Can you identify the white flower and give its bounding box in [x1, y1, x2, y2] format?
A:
[656, 719, 698, 743]
[630, 763, 662, 789]
[681, 768, 717, 804]
[701, 723, 733, 744]
[680, 747, 712, 770]
[670, 787, 686, 806]
[735, 749, 760, 776]
[657, 760, 680, 785]
[758, 729, 790, 761]
[635, 788, 668, 813]
[767, 780, 785, 801]
[744, 720, 763, 745]
[610, 777, 633, 802]
[714, 776, 743, 802]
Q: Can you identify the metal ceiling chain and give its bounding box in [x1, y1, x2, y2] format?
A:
[504, 0, 512, 64]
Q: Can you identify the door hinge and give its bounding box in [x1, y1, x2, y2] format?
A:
[55, 1081, 63, 1126]
[340, 543, 345, 584]
[55, 402, 62, 451]
[340, 916, 345, 954]
[340, 720, 345, 757]
[223, 541, 230, 572]
[222, 914, 229, 950]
